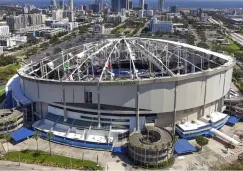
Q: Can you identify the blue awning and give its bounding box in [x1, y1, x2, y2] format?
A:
[227, 116, 240, 126]
[11, 127, 34, 142]
[113, 146, 128, 153]
[174, 139, 196, 154]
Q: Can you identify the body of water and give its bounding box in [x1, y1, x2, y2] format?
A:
[1, 0, 243, 9]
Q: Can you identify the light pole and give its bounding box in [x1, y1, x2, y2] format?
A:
[107, 165, 109, 171]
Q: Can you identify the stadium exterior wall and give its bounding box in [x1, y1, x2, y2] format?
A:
[18, 61, 234, 129]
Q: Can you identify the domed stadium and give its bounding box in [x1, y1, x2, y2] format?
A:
[6, 37, 235, 149]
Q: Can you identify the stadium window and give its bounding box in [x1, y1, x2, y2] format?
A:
[85, 92, 92, 103]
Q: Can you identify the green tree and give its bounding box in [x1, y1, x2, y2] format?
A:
[47, 131, 54, 156]
[195, 136, 208, 149]
[4, 133, 12, 152]
[33, 131, 41, 152]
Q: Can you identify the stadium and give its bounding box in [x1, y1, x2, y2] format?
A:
[6, 37, 235, 149]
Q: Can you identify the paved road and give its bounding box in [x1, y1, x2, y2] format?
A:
[230, 33, 243, 46]
[0, 160, 78, 171]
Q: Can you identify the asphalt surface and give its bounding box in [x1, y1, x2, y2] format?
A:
[0, 161, 78, 171]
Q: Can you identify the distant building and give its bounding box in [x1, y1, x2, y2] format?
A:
[129, 1, 133, 9]
[35, 28, 66, 39]
[111, 0, 129, 12]
[139, 0, 144, 10]
[0, 35, 27, 48]
[138, 10, 144, 18]
[22, 5, 29, 14]
[51, 22, 78, 32]
[144, 3, 149, 10]
[89, 3, 100, 13]
[59, 0, 64, 10]
[169, 5, 179, 13]
[0, 25, 10, 37]
[158, 0, 165, 11]
[92, 24, 105, 34]
[6, 14, 45, 31]
[63, 10, 74, 22]
[106, 15, 127, 23]
[52, 9, 63, 21]
[149, 18, 173, 33]
[145, 10, 154, 17]
[121, 8, 126, 16]
[201, 13, 208, 23]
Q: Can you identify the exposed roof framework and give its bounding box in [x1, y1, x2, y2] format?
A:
[21, 37, 231, 82]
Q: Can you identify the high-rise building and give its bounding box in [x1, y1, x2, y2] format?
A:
[144, 3, 149, 10]
[158, 0, 165, 11]
[111, 0, 128, 12]
[139, 0, 144, 10]
[59, 0, 64, 10]
[22, 5, 29, 14]
[68, 0, 73, 10]
[6, 14, 44, 31]
[129, 1, 133, 9]
[169, 5, 179, 13]
[98, 0, 104, 11]
[0, 25, 10, 37]
[63, 10, 74, 22]
[51, 0, 57, 9]
[52, 9, 63, 21]
[149, 18, 173, 33]
[89, 3, 100, 13]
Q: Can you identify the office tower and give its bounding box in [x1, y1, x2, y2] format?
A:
[169, 5, 179, 13]
[99, 0, 104, 11]
[129, 0, 133, 9]
[22, 4, 29, 14]
[63, 10, 74, 22]
[111, 0, 128, 12]
[139, 0, 144, 10]
[144, 3, 149, 10]
[59, 0, 64, 10]
[158, 0, 165, 11]
[89, 3, 100, 13]
[68, 0, 73, 10]
[52, 9, 63, 21]
[111, 0, 120, 12]
[51, 0, 57, 9]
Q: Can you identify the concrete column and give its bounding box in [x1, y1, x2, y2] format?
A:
[221, 71, 227, 112]
[62, 83, 67, 121]
[202, 76, 208, 116]
[136, 84, 140, 132]
[31, 103, 34, 123]
[172, 81, 178, 136]
[97, 85, 101, 128]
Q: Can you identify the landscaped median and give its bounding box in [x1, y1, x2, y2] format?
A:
[0, 150, 102, 170]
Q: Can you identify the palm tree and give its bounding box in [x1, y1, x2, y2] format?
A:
[33, 131, 41, 152]
[47, 131, 54, 156]
[4, 133, 12, 152]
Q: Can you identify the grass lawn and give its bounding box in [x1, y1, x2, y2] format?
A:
[1, 150, 102, 170]
[0, 84, 6, 103]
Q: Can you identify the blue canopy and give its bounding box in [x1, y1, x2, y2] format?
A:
[174, 139, 196, 154]
[113, 146, 128, 153]
[227, 116, 240, 126]
[11, 127, 34, 142]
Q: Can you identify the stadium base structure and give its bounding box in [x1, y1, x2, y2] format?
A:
[6, 37, 235, 149]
